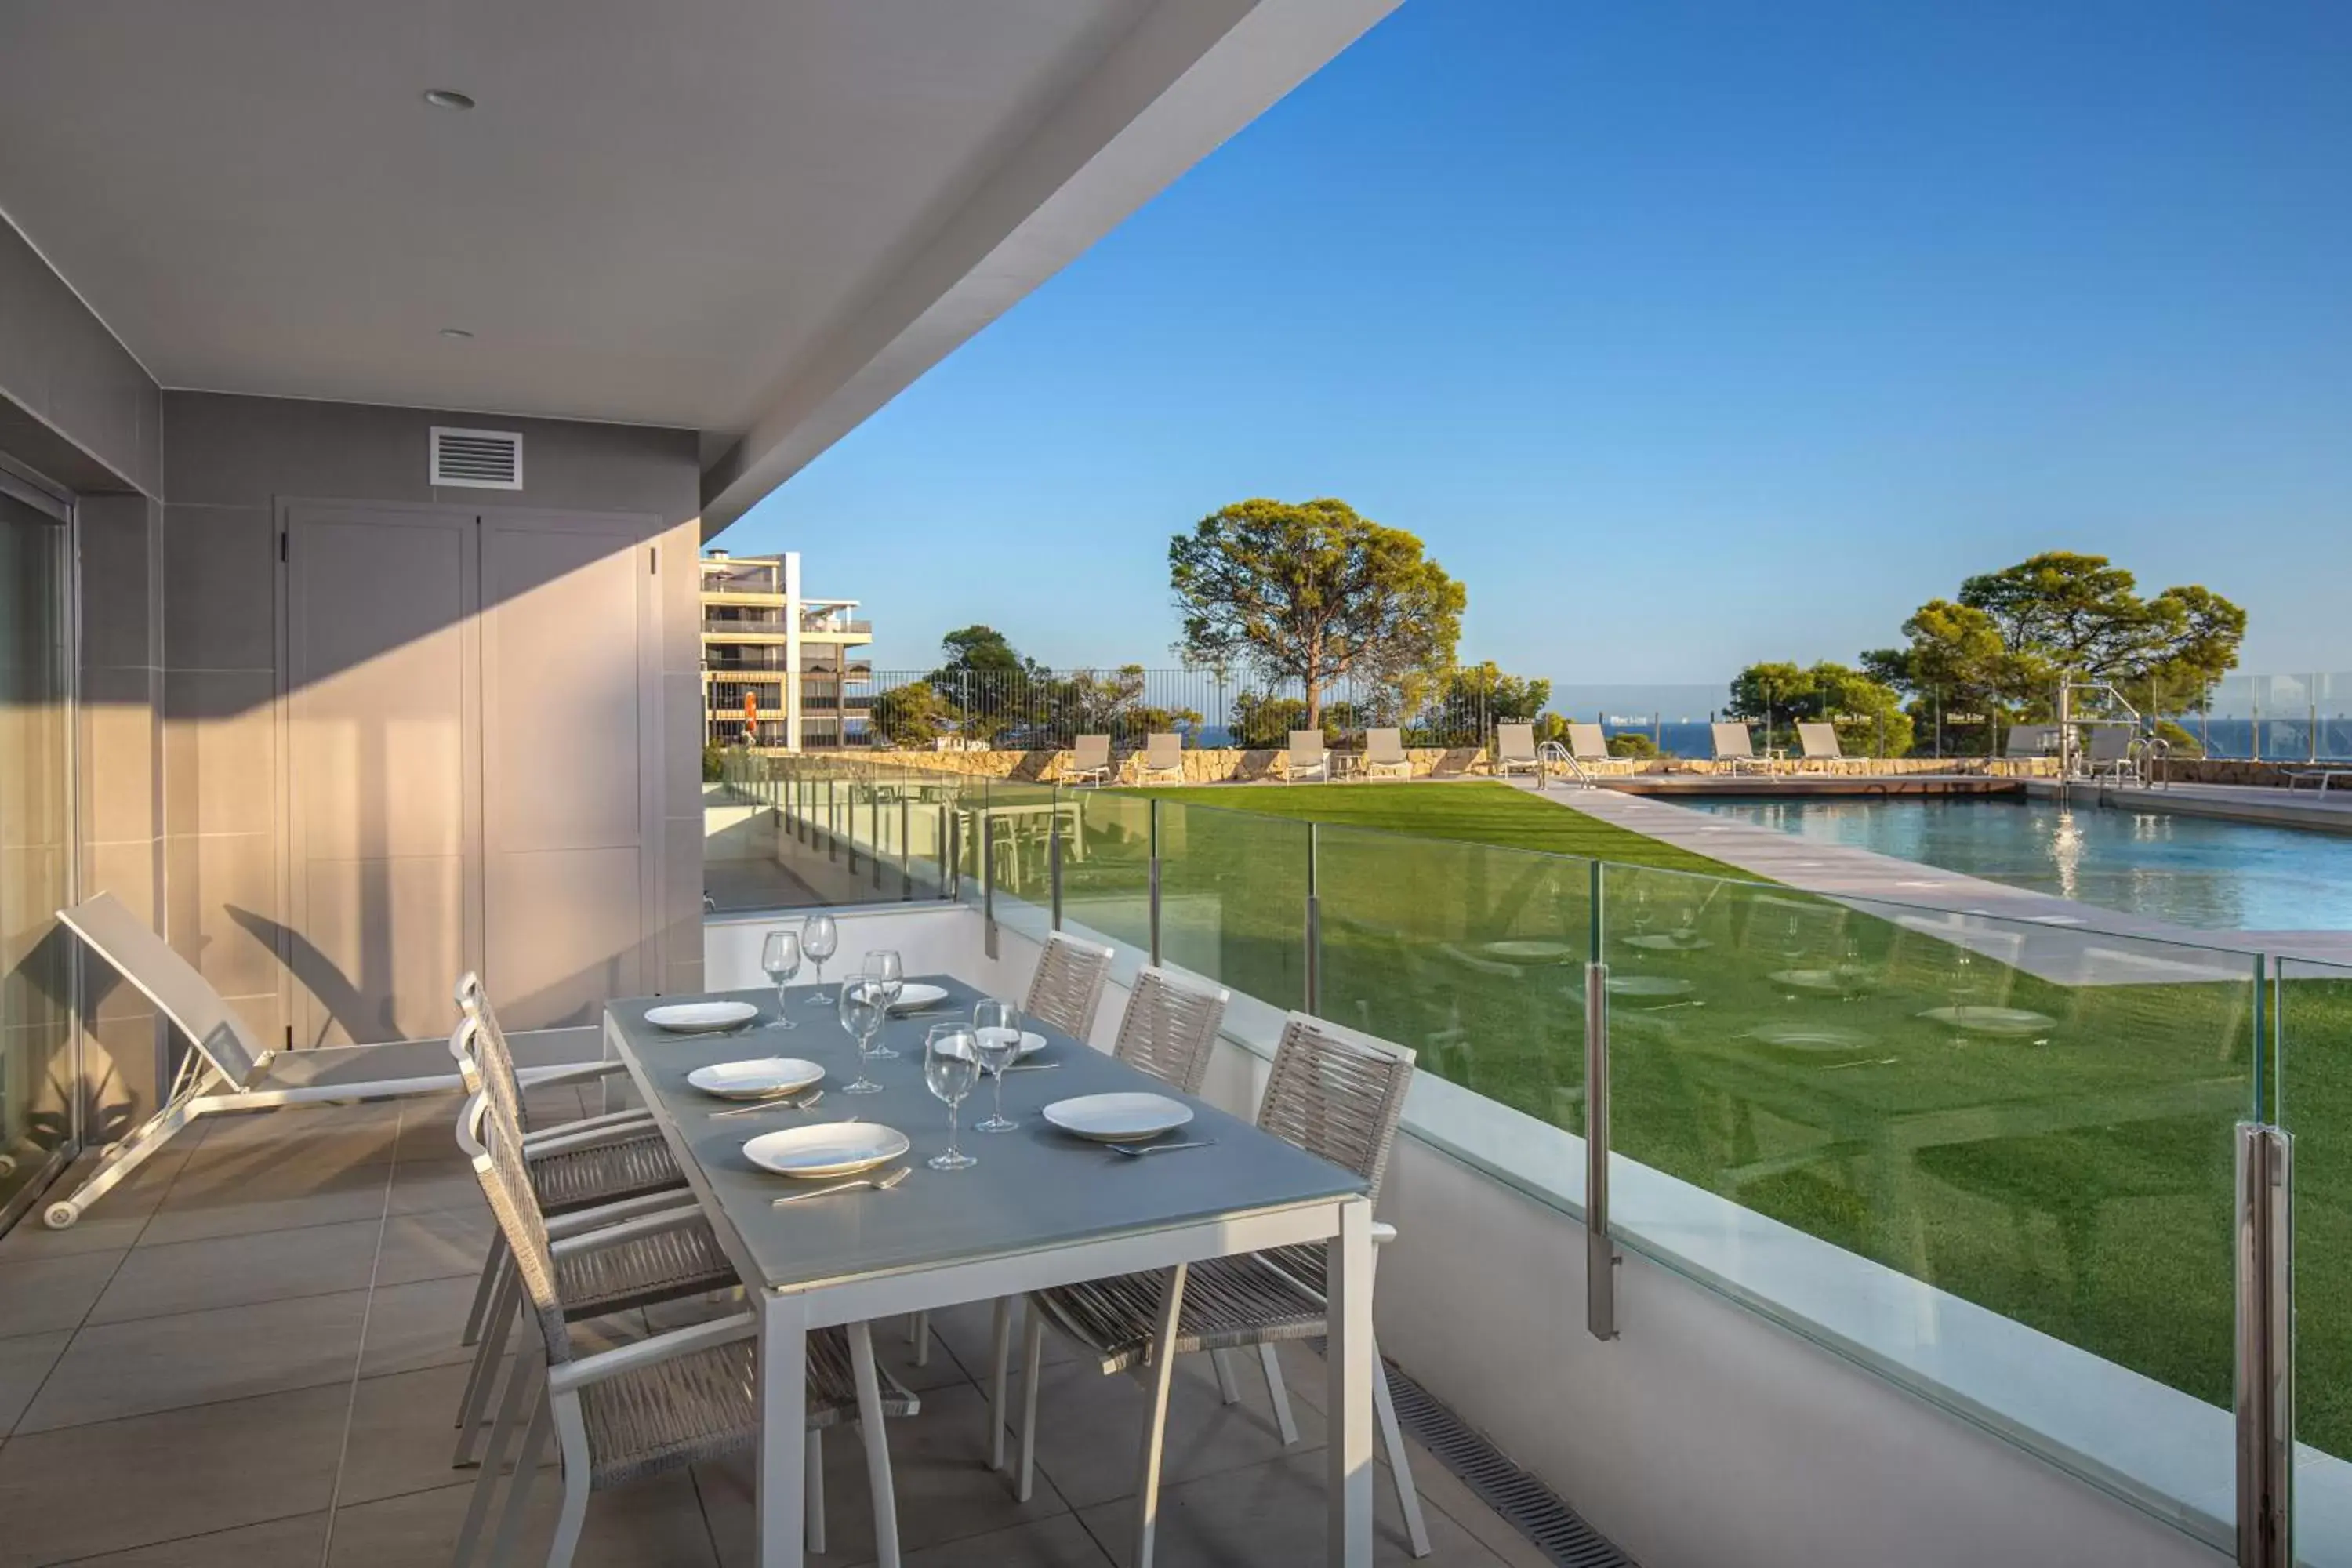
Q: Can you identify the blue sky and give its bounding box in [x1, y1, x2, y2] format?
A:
[726, 0, 2352, 688]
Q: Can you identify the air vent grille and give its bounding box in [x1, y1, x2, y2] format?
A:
[430, 426, 524, 490]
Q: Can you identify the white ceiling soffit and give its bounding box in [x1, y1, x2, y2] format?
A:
[0, 0, 1401, 533]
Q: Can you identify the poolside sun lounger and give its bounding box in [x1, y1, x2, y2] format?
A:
[1565, 723, 1620, 771]
[1065, 733, 1113, 787]
[1795, 722, 1843, 762]
[1711, 722, 1775, 775]
[1287, 728, 1330, 783]
[1361, 727, 1412, 780]
[43, 891, 583, 1230]
[1493, 723, 1544, 780]
[1134, 731, 1184, 785]
[2003, 724, 2059, 759]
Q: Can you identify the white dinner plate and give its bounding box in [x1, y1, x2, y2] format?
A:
[941, 1029, 1049, 1062]
[687, 1058, 826, 1100]
[744, 1123, 912, 1179]
[1624, 932, 1714, 953]
[1768, 967, 1877, 996]
[1043, 1092, 1194, 1144]
[1606, 975, 1695, 999]
[1479, 939, 1576, 963]
[646, 1000, 760, 1033]
[1749, 1022, 1869, 1052]
[1918, 1005, 2056, 1038]
[850, 981, 951, 1013]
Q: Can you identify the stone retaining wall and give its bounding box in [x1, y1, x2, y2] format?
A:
[799, 747, 2057, 784]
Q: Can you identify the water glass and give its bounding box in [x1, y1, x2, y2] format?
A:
[838, 984, 887, 1095]
[971, 999, 1022, 1132]
[862, 950, 906, 1058]
[803, 914, 840, 1003]
[924, 1024, 981, 1171]
[760, 929, 800, 1030]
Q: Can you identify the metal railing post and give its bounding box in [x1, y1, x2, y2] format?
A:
[1304, 822, 1321, 1014]
[945, 806, 960, 903]
[899, 796, 913, 901]
[2236, 1120, 2294, 1568]
[1050, 810, 1065, 931]
[1148, 797, 1163, 966]
[1586, 858, 1618, 1340]
[869, 789, 882, 891]
[982, 811, 999, 960]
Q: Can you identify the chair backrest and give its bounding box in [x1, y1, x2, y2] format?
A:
[2004, 723, 2057, 758]
[1495, 723, 1536, 761]
[1025, 933, 1114, 1040]
[1711, 722, 1756, 760]
[2088, 726, 2132, 763]
[1112, 967, 1228, 1095]
[1795, 721, 1842, 760]
[1146, 732, 1181, 769]
[58, 891, 270, 1090]
[1259, 1012, 1416, 1207]
[1565, 722, 1609, 761]
[1287, 730, 1326, 768]
[1073, 734, 1112, 768]
[452, 971, 532, 1134]
[1363, 728, 1406, 764]
[454, 1018, 570, 1365]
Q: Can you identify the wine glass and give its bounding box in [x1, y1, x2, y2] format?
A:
[862, 951, 906, 1058]
[802, 914, 840, 1003]
[760, 930, 800, 1030]
[971, 999, 1023, 1132]
[924, 1024, 981, 1171]
[838, 984, 887, 1094]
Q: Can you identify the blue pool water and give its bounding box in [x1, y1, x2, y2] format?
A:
[1679, 796, 2352, 932]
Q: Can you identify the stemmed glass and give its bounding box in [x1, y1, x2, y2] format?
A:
[971, 999, 1023, 1132]
[802, 914, 840, 1003]
[838, 985, 887, 1094]
[760, 930, 800, 1030]
[862, 951, 906, 1058]
[924, 1024, 980, 1171]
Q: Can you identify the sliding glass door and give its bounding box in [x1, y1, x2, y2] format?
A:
[0, 488, 71, 1216]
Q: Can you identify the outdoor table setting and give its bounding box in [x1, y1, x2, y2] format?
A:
[601, 963, 1381, 1568]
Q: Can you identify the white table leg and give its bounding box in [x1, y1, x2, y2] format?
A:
[1328, 1197, 1374, 1568]
[848, 1320, 903, 1568]
[758, 1291, 808, 1568]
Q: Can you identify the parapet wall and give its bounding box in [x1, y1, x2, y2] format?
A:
[813, 747, 2059, 785]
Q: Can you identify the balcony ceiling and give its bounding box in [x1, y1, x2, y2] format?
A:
[0, 0, 1398, 529]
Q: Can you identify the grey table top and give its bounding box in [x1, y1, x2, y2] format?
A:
[606, 976, 1363, 1294]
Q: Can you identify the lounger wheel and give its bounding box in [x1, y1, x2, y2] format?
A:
[44, 1199, 80, 1231]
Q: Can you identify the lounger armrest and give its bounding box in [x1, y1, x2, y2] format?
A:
[543, 1188, 697, 1240]
[546, 1311, 759, 1396]
[546, 1203, 706, 1259]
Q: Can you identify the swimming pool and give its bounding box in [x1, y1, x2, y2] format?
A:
[1679, 796, 2352, 932]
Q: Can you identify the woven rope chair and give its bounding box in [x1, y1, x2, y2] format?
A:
[1007, 1011, 1431, 1565]
[1022, 933, 1114, 1041]
[976, 967, 1231, 1465]
[451, 1073, 918, 1568]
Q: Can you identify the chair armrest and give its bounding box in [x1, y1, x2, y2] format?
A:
[516, 1059, 630, 1088]
[1371, 1221, 1397, 1247]
[547, 1203, 706, 1259]
[523, 1107, 655, 1153]
[543, 1188, 699, 1240]
[546, 1310, 758, 1396]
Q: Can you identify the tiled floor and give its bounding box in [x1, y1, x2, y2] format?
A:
[0, 1089, 1543, 1567]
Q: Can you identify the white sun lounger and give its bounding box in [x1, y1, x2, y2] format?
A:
[1360, 727, 1412, 780]
[1493, 723, 1544, 780]
[1795, 721, 1843, 761]
[1287, 728, 1330, 783]
[1565, 723, 1624, 771]
[1065, 734, 1113, 787]
[42, 891, 587, 1231]
[2004, 724, 2059, 759]
[1711, 722, 1775, 775]
[1134, 731, 1184, 785]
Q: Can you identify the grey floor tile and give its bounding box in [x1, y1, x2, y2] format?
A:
[183, 1107, 403, 1168]
[383, 1156, 485, 1217]
[326, 1471, 718, 1568]
[357, 1276, 478, 1377]
[0, 1249, 125, 1335]
[0, 1329, 71, 1433]
[340, 1361, 548, 1506]
[849, 1513, 1113, 1568]
[138, 1157, 390, 1247]
[0, 1154, 189, 1261]
[53, 1510, 330, 1565]
[20, 1287, 367, 1432]
[1076, 1449, 1504, 1568]
[88, 1218, 380, 1324]
[0, 1382, 348, 1566]
[927, 1298, 1077, 1377]
[699, 1381, 1072, 1568]
[1023, 1350, 1325, 1510]
[374, 1207, 495, 1287]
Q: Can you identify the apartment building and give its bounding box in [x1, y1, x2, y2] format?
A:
[701, 550, 873, 750]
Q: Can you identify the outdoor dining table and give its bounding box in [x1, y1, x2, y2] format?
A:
[603, 975, 1378, 1567]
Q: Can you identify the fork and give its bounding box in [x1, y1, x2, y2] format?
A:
[1106, 1138, 1218, 1159]
[708, 1089, 825, 1120]
[771, 1166, 910, 1205]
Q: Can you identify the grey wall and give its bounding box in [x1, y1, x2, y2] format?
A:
[158, 392, 710, 1047]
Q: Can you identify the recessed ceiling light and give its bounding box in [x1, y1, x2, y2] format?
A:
[439, 327, 474, 340]
[423, 89, 476, 111]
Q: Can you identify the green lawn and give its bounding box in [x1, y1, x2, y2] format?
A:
[1028, 779, 2352, 1457]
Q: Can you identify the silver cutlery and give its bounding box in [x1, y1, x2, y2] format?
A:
[1107, 1138, 1218, 1159]
[1001, 1061, 1061, 1073]
[707, 1088, 825, 1120]
[771, 1166, 909, 1205]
